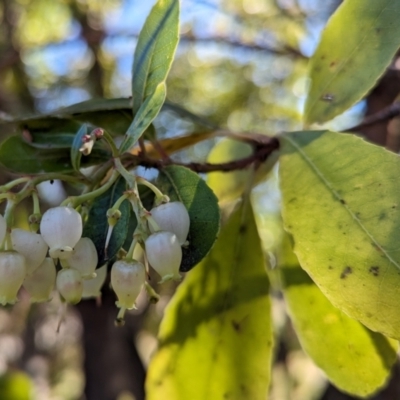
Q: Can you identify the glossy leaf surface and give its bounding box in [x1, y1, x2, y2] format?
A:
[131, 0, 179, 114]
[280, 130, 400, 339]
[146, 202, 273, 400]
[156, 165, 220, 271]
[119, 82, 166, 154]
[304, 0, 400, 124]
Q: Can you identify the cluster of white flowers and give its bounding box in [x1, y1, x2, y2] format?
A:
[0, 195, 190, 324]
[111, 201, 190, 321]
[0, 206, 103, 306]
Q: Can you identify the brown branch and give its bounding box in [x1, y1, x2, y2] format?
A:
[346, 102, 400, 132]
[124, 136, 280, 173]
[180, 35, 305, 59]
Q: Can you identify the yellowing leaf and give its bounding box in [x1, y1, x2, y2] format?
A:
[146, 202, 273, 400]
[280, 130, 400, 339]
[207, 138, 253, 202]
[279, 235, 397, 397]
[304, 0, 400, 124]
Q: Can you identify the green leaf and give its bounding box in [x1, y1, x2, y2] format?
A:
[280, 130, 400, 339]
[0, 136, 74, 174]
[131, 0, 179, 114]
[156, 165, 220, 271]
[70, 124, 88, 172]
[57, 98, 133, 135]
[26, 132, 76, 149]
[0, 136, 109, 174]
[279, 234, 397, 397]
[83, 178, 130, 267]
[58, 98, 131, 114]
[119, 82, 166, 154]
[304, 0, 400, 125]
[146, 202, 273, 400]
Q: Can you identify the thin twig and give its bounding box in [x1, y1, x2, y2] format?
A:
[124, 137, 280, 173]
[346, 102, 400, 132]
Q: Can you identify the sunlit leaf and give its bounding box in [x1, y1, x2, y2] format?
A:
[131, 0, 179, 114]
[207, 138, 253, 202]
[279, 234, 397, 397]
[304, 0, 400, 124]
[146, 202, 273, 400]
[119, 82, 166, 154]
[280, 130, 400, 339]
[0, 371, 32, 400]
[156, 165, 220, 271]
[83, 178, 130, 267]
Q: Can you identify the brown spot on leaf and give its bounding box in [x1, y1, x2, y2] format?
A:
[340, 266, 352, 279]
[330, 61, 337, 67]
[339, 199, 346, 204]
[321, 93, 334, 102]
[231, 320, 241, 332]
[369, 266, 379, 276]
[328, 265, 333, 270]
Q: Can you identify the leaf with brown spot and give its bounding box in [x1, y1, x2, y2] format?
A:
[279, 234, 398, 397]
[280, 130, 400, 339]
[305, 0, 400, 124]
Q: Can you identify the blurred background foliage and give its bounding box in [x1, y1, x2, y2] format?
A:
[1, 1, 381, 399]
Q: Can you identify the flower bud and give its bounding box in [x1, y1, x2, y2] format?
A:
[11, 229, 48, 274]
[82, 264, 107, 299]
[23, 258, 56, 303]
[149, 202, 190, 245]
[0, 251, 26, 305]
[68, 237, 98, 278]
[56, 268, 83, 304]
[40, 207, 82, 259]
[111, 260, 145, 310]
[145, 231, 182, 283]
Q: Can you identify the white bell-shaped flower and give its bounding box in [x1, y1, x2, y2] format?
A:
[111, 260, 145, 310]
[56, 268, 83, 304]
[68, 237, 98, 278]
[149, 202, 190, 245]
[23, 258, 56, 303]
[0, 251, 26, 305]
[11, 229, 48, 274]
[145, 231, 182, 283]
[82, 264, 107, 299]
[40, 206, 82, 260]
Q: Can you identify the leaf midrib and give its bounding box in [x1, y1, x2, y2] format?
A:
[284, 134, 400, 272]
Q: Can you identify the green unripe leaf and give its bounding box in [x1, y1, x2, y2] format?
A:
[156, 165, 220, 271]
